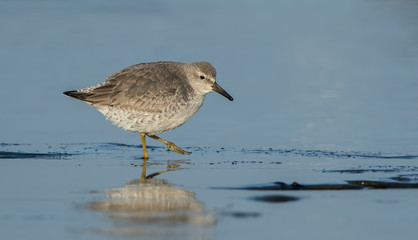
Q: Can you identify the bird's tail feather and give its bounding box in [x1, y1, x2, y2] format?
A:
[62, 90, 91, 101]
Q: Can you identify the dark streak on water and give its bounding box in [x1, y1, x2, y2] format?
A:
[0, 143, 30, 146]
[391, 174, 418, 182]
[321, 166, 418, 174]
[251, 195, 300, 203]
[1, 142, 417, 160]
[241, 148, 418, 160]
[220, 211, 262, 218]
[245, 179, 418, 204]
[0, 151, 72, 159]
[215, 182, 363, 191]
[216, 179, 418, 192]
[347, 181, 418, 189]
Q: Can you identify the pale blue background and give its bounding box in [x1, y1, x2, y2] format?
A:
[1, 0, 418, 153]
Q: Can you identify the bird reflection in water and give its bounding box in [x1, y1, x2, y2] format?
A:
[88, 159, 215, 239]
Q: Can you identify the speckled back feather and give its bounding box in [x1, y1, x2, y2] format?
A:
[65, 61, 194, 114]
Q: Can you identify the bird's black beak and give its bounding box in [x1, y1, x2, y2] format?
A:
[212, 82, 233, 101]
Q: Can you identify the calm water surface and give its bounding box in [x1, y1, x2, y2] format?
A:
[1, 1, 418, 240]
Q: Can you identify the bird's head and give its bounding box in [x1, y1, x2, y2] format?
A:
[186, 62, 233, 101]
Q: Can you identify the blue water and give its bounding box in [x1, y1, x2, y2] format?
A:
[1, 1, 418, 239]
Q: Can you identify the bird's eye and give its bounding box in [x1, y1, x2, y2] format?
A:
[200, 75, 205, 79]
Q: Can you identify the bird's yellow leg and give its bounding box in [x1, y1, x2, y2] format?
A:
[147, 135, 190, 155]
[140, 132, 149, 159]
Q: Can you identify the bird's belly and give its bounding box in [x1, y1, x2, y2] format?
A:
[95, 96, 204, 135]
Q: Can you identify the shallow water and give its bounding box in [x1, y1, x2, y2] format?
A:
[1, 143, 418, 240]
[1, 0, 418, 239]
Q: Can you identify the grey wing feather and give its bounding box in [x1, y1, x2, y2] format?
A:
[82, 62, 190, 114]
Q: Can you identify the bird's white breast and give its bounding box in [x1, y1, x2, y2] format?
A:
[95, 94, 205, 135]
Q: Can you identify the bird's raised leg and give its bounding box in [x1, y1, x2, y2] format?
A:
[147, 134, 190, 155]
[140, 132, 149, 159]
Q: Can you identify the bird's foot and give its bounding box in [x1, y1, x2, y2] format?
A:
[165, 141, 190, 155]
[147, 134, 191, 155]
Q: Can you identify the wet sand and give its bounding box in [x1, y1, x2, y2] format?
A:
[1, 143, 418, 240]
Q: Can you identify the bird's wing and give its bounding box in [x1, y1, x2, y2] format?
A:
[83, 62, 191, 114]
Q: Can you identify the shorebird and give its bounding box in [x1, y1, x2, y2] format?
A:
[63, 61, 233, 159]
